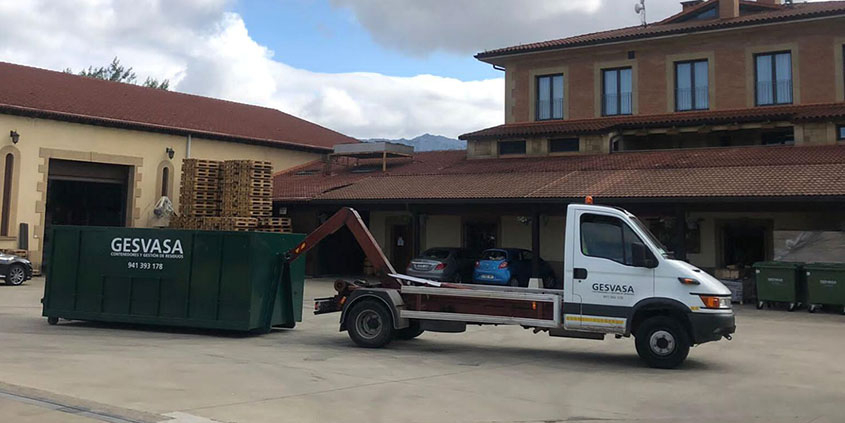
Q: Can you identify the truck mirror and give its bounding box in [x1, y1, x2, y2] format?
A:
[632, 243, 657, 269]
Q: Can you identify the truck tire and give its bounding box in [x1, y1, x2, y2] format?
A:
[395, 320, 424, 340]
[346, 299, 395, 348]
[634, 316, 690, 369]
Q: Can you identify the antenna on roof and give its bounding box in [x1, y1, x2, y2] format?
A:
[634, 0, 647, 27]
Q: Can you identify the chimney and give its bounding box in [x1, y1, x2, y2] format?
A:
[719, 0, 740, 18]
[681, 0, 704, 10]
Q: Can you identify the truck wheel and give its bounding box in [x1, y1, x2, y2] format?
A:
[395, 320, 424, 340]
[635, 316, 690, 369]
[787, 302, 797, 312]
[756, 301, 764, 310]
[47, 317, 59, 325]
[5, 264, 26, 286]
[347, 300, 395, 348]
[808, 304, 818, 313]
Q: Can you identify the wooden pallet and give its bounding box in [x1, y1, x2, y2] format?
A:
[0, 248, 28, 258]
[180, 191, 220, 201]
[182, 159, 221, 168]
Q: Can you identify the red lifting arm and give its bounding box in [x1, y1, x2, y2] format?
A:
[284, 207, 400, 289]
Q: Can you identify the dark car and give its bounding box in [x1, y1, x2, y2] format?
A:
[1, 253, 33, 286]
[473, 248, 558, 288]
[406, 248, 477, 283]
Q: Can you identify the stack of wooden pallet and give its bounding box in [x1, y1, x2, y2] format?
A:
[179, 159, 221, 221]
[171, 159, 292, 234]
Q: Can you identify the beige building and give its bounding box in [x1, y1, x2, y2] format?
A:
[0, 62, 356, 270]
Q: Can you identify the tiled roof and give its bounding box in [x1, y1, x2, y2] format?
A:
[459, 103, 845, 140]
[476, 1, 845, 60]
[273, 144, 845, 203]
[0, 61, 357, 152]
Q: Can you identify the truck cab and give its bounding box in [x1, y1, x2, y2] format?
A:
[308, 204, 735, 369]
[561, 204, 735, 367]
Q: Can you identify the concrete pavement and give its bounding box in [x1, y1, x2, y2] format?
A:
[0, 277, 843, 423]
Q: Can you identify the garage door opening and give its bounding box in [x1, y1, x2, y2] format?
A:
[45, 159, 131, 228]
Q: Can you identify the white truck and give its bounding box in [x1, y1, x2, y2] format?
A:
[299, 202, 735, 369]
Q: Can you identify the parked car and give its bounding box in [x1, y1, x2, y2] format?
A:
[406, 248, 477, 283]
[473, 248, 558, 288]
[1, 253, 33, 286]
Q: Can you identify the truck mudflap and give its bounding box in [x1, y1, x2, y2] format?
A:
[689, 312, 736, 344]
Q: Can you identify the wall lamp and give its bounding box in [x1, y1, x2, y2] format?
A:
[165, 147, 175, 160]
[9, 130, 19, 144]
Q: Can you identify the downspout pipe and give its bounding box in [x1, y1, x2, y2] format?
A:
[185, 134, 192, 158]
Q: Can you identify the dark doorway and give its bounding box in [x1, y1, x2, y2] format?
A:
[390, 224, 413, 272]
[719, 220, 771, 267]
[43, 160, 130, 273]
[45, 160, 130, 228]
[316, 225, 365, 276]
[45, 179, 126, 227]
[463, 221, 498, 256]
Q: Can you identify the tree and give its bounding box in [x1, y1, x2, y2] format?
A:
[64, 57, 169, 90]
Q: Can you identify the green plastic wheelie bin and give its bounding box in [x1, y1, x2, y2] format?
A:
[753, 261, 805, 312]
[804, 263, 845, 314]
[42, 226, 305, 332]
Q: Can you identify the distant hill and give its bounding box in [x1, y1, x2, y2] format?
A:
[363, 133, 465, 152]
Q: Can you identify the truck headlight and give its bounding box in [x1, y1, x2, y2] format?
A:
[699, 295, 731, 309]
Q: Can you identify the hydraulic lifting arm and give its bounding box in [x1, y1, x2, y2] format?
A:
[284, 207, 401, 289]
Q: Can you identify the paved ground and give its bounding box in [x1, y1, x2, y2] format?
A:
[0, 277, 843, 423]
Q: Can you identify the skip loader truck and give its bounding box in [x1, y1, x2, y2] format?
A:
[289, 200, 735, 369]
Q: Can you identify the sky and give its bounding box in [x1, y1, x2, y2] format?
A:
[0, 0, 823, 139]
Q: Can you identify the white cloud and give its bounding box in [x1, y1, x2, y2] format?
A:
[0, 0, 503, 139]
[329, 0, 680, 55]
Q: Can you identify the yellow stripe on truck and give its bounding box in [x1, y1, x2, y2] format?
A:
[565, 316, 625, 325]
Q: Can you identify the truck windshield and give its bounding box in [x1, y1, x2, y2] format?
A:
[630, 216, 669, 258]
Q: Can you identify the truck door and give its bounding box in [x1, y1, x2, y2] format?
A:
[568, 211, 654, 333]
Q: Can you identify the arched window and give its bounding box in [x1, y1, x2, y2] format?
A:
[161, 166, 169, 197]
[1, 153, 13, 236]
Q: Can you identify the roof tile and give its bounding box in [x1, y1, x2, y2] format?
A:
[0, 62, 357, 151]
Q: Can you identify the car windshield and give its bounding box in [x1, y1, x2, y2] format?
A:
[480, 250, 507, 261]
[420, 249, 451, 260]
[630, 216, 669, 258]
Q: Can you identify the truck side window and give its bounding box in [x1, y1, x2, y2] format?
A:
[581, 214, 646, 266]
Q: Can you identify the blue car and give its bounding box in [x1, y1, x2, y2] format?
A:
[472, 248, 558, 288]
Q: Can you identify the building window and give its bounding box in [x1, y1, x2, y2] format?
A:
[1, 153, 13, 236]
[602, 67, 633, 116]
[160, 166, 170, 197]
[675, 60, 709, 111]
[549, 138, 579, 153]
[499, 140, 526, 155]
[755, 52, 792, 106]
[536, 74, 564, 120]
[838, 125, 845, 141]
[761, 128, 795, 145]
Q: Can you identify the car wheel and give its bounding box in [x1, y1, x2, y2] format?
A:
[5, 264, 26, 286]
[635, 316, 690, 369]
[346, 299, 395, 348]
[395, 320, 424, 340]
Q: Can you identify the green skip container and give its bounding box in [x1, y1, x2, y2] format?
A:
[753, 261, 806, 312]
[804, 263, 845, 314]
[42, 226, 305, 332]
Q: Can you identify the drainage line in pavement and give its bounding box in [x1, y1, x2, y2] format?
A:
[0, 389, 149, 423]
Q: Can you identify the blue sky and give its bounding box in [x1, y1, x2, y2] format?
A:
[232, 0, 502, 81]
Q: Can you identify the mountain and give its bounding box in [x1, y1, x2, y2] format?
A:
[363, 133, 465, 152]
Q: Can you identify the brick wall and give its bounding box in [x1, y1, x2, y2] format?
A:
[501, 18, 845, 123]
